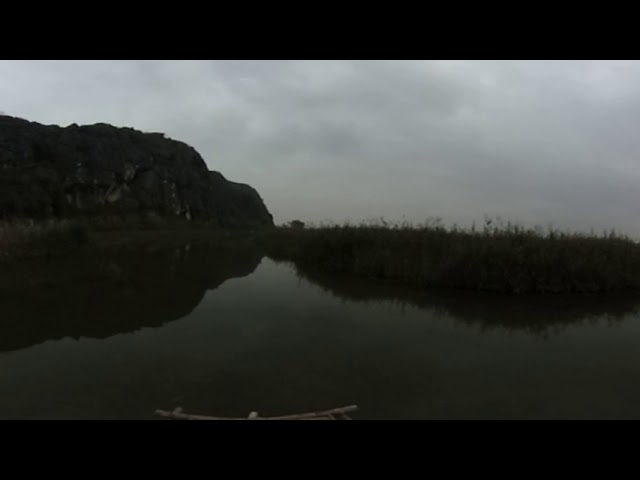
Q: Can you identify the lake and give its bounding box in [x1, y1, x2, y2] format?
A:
[2, 239, 640, 419]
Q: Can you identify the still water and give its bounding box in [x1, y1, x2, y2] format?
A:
[2, 241, 640, 419]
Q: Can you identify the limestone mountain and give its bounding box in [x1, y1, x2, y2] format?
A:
[0, 115, 273, 227]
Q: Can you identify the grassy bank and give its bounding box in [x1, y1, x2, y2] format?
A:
[7, 215, 640, 295]
[264, 219, 640, 294]
[0, 218, 264, 263]
[0, 221, 90, 262]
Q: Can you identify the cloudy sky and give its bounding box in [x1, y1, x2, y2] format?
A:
[1, 60, 639, 234]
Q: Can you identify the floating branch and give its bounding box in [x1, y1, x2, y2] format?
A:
[154, 405, 358, 420]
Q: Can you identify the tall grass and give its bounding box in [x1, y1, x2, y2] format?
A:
[0, 220, 89, 262]
[0, 217, 264, 263]
[264, 217, 640, 294]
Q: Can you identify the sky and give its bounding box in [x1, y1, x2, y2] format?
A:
[2, 60, 640, 234]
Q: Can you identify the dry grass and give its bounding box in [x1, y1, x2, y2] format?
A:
[264, 218, 640, 294]
[0, 220, 89, 262]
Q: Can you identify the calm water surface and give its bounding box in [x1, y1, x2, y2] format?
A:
[2, 241, 640, 419]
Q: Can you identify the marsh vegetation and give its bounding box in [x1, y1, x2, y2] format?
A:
[264, 217, 640, 294]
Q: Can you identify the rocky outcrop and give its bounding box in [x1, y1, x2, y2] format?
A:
[0, 115, 273, 227]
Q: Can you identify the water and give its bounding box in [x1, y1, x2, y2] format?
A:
[2, 241, 640, 419]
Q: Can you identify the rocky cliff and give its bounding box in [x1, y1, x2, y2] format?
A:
[0, 115, 273, 227]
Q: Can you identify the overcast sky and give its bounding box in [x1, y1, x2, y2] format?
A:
[2, 60, 640, 234]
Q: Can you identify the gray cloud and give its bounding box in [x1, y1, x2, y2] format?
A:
[2, 60, 640, 234]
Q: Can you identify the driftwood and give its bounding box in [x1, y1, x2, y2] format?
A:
[154, 405, 358, 420]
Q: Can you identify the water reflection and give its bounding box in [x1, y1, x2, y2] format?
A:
[2, 250, 640, 419]
[0, 241, 262, 352]
[286, 261, 640, 337]
[3, 247, 640, 354]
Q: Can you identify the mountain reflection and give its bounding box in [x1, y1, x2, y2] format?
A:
[0, 242, 263, 352]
